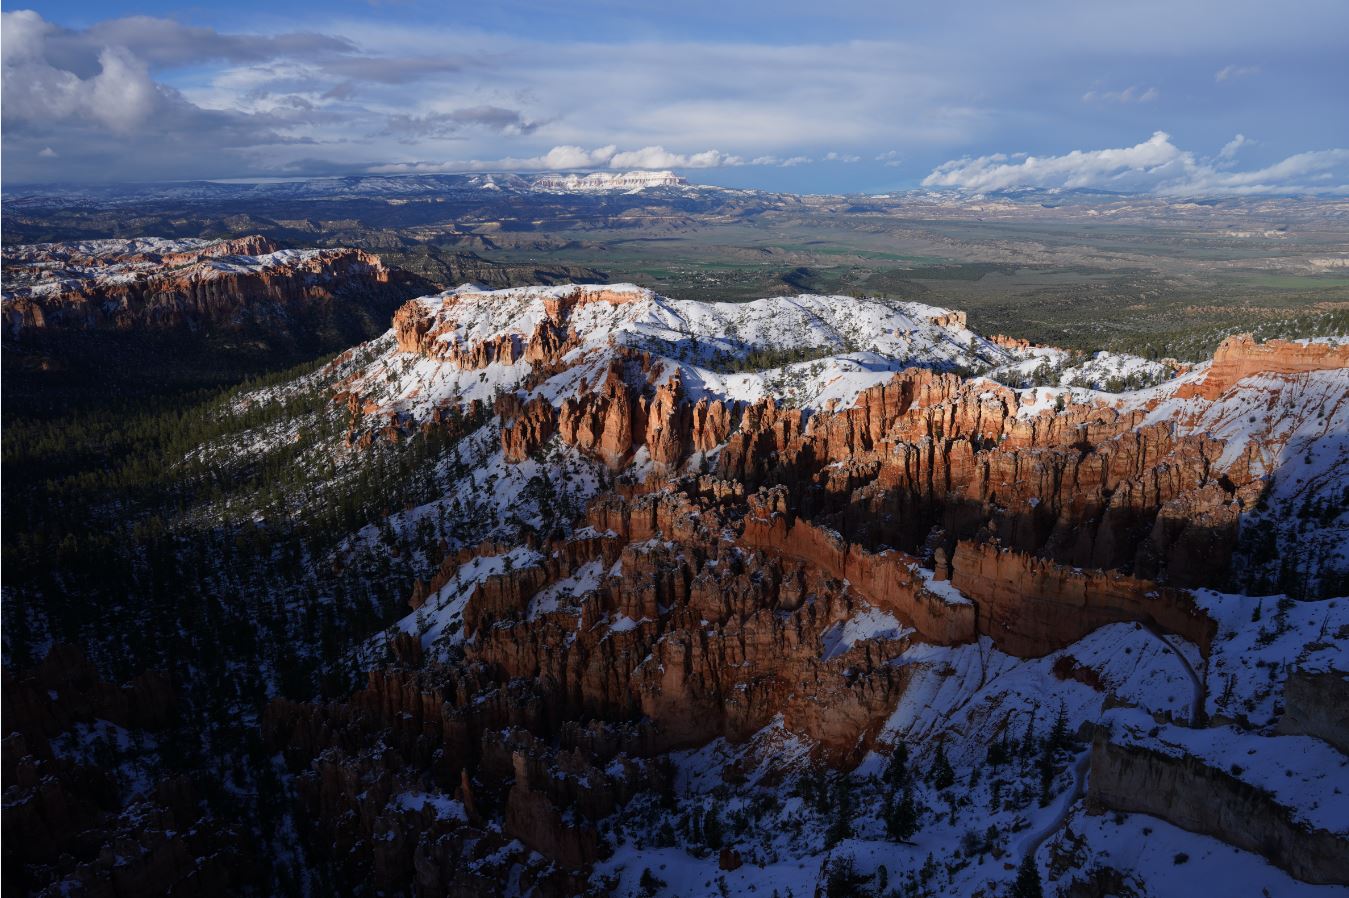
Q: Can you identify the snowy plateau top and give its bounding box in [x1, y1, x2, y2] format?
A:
[387, 283, 1012, 410]
[526, 171, 689, 192]
[0, 235, 381, 301]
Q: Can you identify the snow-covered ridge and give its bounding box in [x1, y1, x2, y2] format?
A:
[2, 237, 355, 301]
[367, 283, 1031, 418]
[410, 282, 988, 361]
[529, 170, 688, 192]
[4, 237, 218, 262]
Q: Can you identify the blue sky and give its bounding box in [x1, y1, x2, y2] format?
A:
[4, 0, 1348, 192]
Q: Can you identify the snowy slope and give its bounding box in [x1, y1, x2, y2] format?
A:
[343, 284, 1032, 424]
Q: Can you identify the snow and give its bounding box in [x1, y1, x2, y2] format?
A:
[1104, 706, 1349, 834]
[1195, 590, 1347, 727]
[528, 558, 604, 620]
[2, 237, 337, 302]
[596, 622, 1206, 896]
[49, 719, 160, 801]
[530, 171, 687, 191]
[608, 615, 641, 633]
[912, 565, 974, 606]
[144, 273, 1345, 894]
[393, 791, 468, 822]
[820, 607, 911, 660]
[390, 545, 544, 653]
[1051, 808, 1344, 898]
[879, 624, 1201, 763]
[344, 285, 1029, 427]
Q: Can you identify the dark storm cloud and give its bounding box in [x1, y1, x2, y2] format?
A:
[41, 15, 357, 74]
[385, 106, 540, 141]
[320, 54, 461, 83]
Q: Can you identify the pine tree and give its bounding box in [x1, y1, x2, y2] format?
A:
[1011, 854, 1043, 898]
[824, 775, 854, 847]
[884, 786, 919, 841]
[931, 744, 955, 791]
[824, 856, 866, 898]
[883, 741, 910, 788]
[1048, 701, 1070, 752]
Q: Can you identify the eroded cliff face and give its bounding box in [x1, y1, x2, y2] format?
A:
[264, 294, 1349, 894]
[1277, 669, 1349, 753]
[392, 285, 646, 363]
[1, 236, 416, 337]
[1088, 735, 1349, 885]
[1177, 334, 1349, 400]
[950, 540, 1215, 657]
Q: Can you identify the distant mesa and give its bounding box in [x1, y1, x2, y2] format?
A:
[528, 170, 688, 191]
[0, 235, 418, 341]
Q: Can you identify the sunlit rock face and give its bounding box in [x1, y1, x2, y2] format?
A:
[254, 281, 1349, 894]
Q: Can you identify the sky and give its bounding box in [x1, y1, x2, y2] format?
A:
[4, 0, 1348, 194]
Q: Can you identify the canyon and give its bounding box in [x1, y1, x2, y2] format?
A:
[4, 274, 1346, 898]
[263, 284, 1347, 895]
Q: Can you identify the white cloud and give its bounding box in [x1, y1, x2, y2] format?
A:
[922, 131, 1349, 195]
[875, 150, 903, 166]
[2, 13, 161, 133]
[1216, 64, 1260, 82]
[3, 6, 1346, 187]
[369, 144, 748, 173]
[608, 146, 743, 169]
[1082, 85, 1159, 104]
[38, 146, 58, 158]
[1218, 133, 1249, 161]
[824, 152, 862, 163]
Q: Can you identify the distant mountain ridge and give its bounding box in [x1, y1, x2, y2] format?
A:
[4, 170, 728, 208]
[528, 170, 688, 191]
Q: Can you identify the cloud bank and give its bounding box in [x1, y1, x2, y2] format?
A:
[2, 3, 1347, 191]
[921, 132, 1349, 195]
[369, 144, 870, 174]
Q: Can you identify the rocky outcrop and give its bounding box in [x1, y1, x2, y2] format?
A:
[1178, 334, 1349, 400]
[950, 540, 1214, 657]
[558, 362, 646, 468]
[274, 292, 1349, 893]
[740, 491, 976, 645]
[392, 285, 647, 365]
[1277, 669, 1349, 753]
[3, 236, 410, 337]
[499, 393, 558, 462]
[1088, 736, 1349, 884]
[714, 367, 1249, 586]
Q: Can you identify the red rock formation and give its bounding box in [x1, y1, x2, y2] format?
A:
[950, 539, 1215, 657]
[740, 493, 976, 646]
[928, 310, 968, 329]
[990, 333, 1034, 350]
[1177, 334, 1349, 400]
[499, 393, 558, 462]
[273, 300, 1349, 891]
[558, 363, 646, 468]
[641, 371, 693, 470]
[4, 238, 402, 335]
[392, 285, 647, 366]
[691, 395, 736, 453]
